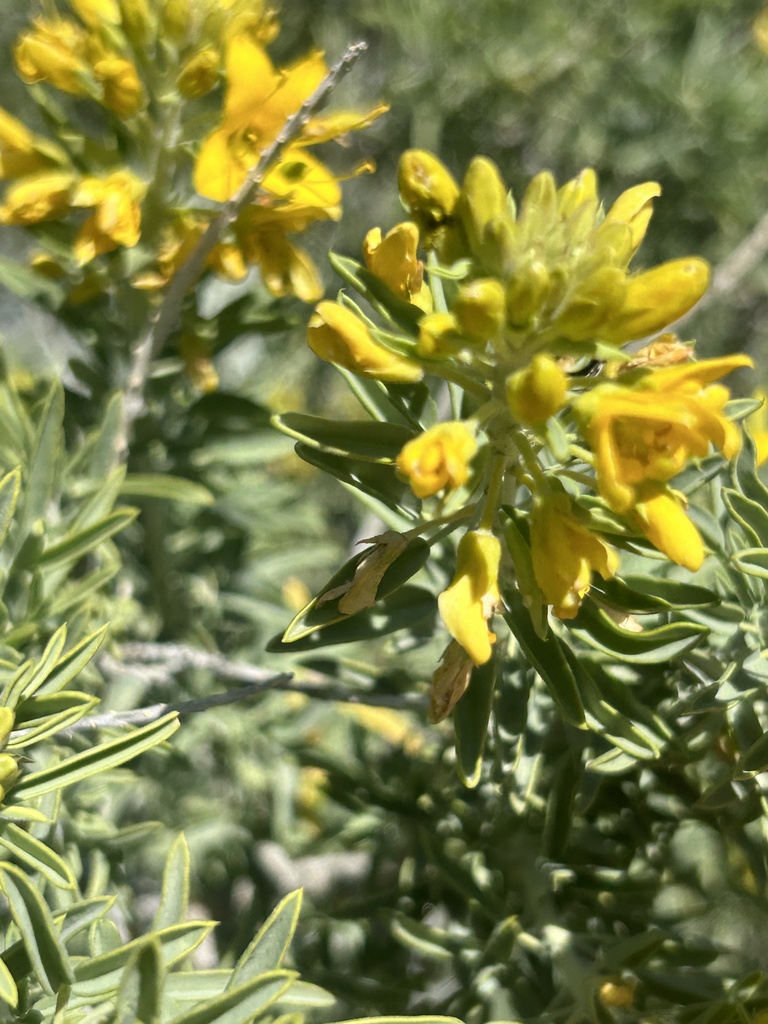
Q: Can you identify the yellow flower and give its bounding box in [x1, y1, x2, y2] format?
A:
[0, 109, 65, 181]
[194, 35, 327, 202]
[363, 222, 428, 306]
[71, 170, 146, 264]
[438, 530, 500, 665]
[94, 57, 145, 116]
[0, 171, 76, 225]
[177, 48, 221, 99]
[416, 312, 463, 358]
[396, 422, 477, 498]
[398, 150, 460, 226]
[453, 279, 505, 340]
[506, 353, 568, 426]
[70, 0, 121, 26]
[575, 355, 752, 514]
[631, 485, 704, 571]
[15, 18, 91, 96]
[530, 492, 618, 619]
[307, 302, 423, 383]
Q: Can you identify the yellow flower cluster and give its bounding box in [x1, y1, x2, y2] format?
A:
[306, 151, 754, 700]
[0, 0, 386, 311]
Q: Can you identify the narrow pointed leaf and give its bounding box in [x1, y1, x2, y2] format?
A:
[0, 469, 20, 550]
[0, 821, 76, 889]
[0, 861, 73, 994]
[39, 508, 138, 569]
[119, 474, 214, 506]
[454, 656, 498, 788]
[116, 939, 163, 1024]
[167, 970, 294, 1024]
[153, 833, 190, 930]
[0, 956, 17, 1008]
[230, 890, 302, 987]
[12, 712, 179, 801]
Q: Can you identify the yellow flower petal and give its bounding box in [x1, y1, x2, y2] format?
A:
[632, 487, 704, 571]
[396, 422, 477, 498]
[530, 493, 618, 619]
[307, 302, 423, 383]
[438, 531, 501, 665]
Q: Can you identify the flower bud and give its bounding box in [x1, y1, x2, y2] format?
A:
[551, 265, 627, 341]
[161, 0, 190, 43]
[396, 421, 477, 498]
[506, 260, 551, 327]
[0, 708, 14, 749]
[457, 156, 511, 266]
[0, 171, 76, 225]
[307, 302, 423, 383]
[70, 0, 121, 26]
[398, 150, 459, 225]
[556, 168, 597, 219]
[416, 312, 462, 358]
[0, 753, 20, 801]
[94, 57, 145, 116]
[119, 0, 153, 45]
[604, 257, 710, 342]
[600, 181, 661, 255]
[506, 353, 568, 425]
[177, 48, 220, 98]
[15, 20, 91, 96]
[363, 222, 425, 302]
[453, 278, 506, 340]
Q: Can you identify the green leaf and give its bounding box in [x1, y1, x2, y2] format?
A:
[454, 656, 498, 788]
[17, 384, 63, 544]
[390, 916, 454, 961]
[503, 593, 585, 727]
[0, 861, 74, 994]
[281, 539, 430, 642]
[590, 574, 718, 613]
[331, 1018, 463, 1024]
[230, 890, 302, 988]
[38, 507, 138, 569]
[84, 392, 124, 479]
[273, 413, 416, 464]
[0, 254, 65, 305]
[0, 468, 20, 550]
[567, 600, 708, 664]
[267, 586, 436, 654]
[115, 939, 164, 1024]
[16, 625, 68, 701]
[30, 624, 108, 696]
[543, 752, 581, 858]
[293, 444, 419, 516]
[72, 922, 215, 998]
[723, 487, 768, 547]
[153, 833, 190, 930]
[0, 956, 18, 1008]
[736, 730, 768, 775]
[0, 821, 76, 889]
[166, 970, 295, 1024]
[274, 980, 335, 1009]
[119, 474, 215, 506]
[12, 712, 180, 801]
[328, 252, 423, 334]
[732, 547, 768, 580]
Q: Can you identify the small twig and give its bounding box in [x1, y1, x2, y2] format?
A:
[118, 40, 369, 460]
[80, 641, 427, 733]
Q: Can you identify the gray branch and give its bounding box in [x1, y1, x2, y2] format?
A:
[118, 39, 369, 461]
[78, 640, 426, 733]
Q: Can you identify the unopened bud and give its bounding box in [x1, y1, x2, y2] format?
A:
[416, 312, 462, 357]
[604, 257, 710, 342]
[177, 48, 220, 98]
[506, 260, 551, 327]
[398, 150, 459, 225]
[453, 278, 506, 339]
[506, 353, 568, 425]
[457, 156, 511, 266]
[551, 265, 627, 341]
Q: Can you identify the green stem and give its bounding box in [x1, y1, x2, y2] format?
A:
[480, 454, 507, 530]
[511, 429, 547, 489]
